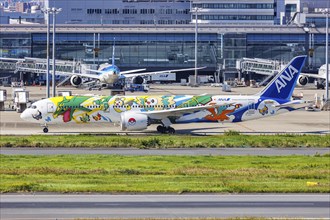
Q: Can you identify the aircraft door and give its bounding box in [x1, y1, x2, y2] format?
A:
[47, 103, 55, 113]
[247, 100, 256, 114]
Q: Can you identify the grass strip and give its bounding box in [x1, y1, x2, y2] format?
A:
[1, 134, 329, 148]
[1, 154, 329, 193]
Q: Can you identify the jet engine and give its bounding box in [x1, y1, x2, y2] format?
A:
[297, 75, 308, 86]
[131, 76, 144, 84]
[120, 112, 149, 131]
[70, 75, 83, 87]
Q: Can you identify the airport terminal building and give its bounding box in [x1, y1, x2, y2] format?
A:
[0, 24, 327, 70]
[0, 0, 328, 81]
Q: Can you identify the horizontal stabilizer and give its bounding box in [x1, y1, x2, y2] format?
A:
[274, 100, 311, 108]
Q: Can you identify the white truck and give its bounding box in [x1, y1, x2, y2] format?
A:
[146, 72, 176, 83]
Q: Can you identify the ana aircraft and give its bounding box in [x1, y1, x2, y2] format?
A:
[0, 44, 204, 89]
[298, 64, 330, 89]
[21, 56, 307, 134]
[61, 43, 205, 88]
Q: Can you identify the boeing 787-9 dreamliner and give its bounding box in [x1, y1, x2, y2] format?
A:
[21, 56, 307, 134]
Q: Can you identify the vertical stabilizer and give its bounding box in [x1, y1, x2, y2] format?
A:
[112, 38, 116, 65]
[258, 55, 307, 100]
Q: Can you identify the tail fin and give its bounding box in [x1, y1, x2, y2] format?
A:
[111, 38, 115, 65]
[258, 55, 307, 100]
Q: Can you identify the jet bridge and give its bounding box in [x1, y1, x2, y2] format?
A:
[0, 57, 83, 75]
[0, 57, 89, 82]
[0, 60, 17, 71]
[236, 57, 282, 86]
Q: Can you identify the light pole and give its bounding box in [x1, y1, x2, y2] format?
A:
[42, 8, 51, 98]
[50, 7, 62, 97]
[193, 7, 200, 86]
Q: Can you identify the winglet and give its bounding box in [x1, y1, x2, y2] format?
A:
[258, 55, 307, 100]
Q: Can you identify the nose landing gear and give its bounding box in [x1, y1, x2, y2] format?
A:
[42, 124, 49, 133]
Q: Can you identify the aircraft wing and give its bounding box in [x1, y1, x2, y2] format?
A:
[74, 73, 101, 80]
[121, 69, 146, 74]
[61, 71, 101, 80]
[84, 69, 104, 74]
[85, 68, 146, 75]
[140, 103, 231, 119]
[301, 73, 325, 79]
[122, 67, 206, 78]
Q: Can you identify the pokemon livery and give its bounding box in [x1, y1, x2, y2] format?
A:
[21, 56, 307, 133]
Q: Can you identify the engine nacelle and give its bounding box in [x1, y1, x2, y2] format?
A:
[297, 75, 308, 86]
[120, 112, 149, 131]
[70, 75, 83, 87]
[132, 76, 144, 84]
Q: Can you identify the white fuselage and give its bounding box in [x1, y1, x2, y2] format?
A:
[20, 94, 286, 127]
[99, 71, 120, 84]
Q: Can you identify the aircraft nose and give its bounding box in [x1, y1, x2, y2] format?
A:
[20, 109, 29, 121]
[20, 108, 38, 122]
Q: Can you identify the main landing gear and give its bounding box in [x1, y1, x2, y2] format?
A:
[157, 125, 175, 134]
[157, 118, 175, 134]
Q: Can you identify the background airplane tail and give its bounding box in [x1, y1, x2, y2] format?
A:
[258, 55, 307, 100]
[112, 39, 115, 65]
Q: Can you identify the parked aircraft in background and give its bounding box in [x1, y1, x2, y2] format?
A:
[59, 42, 205, 88]
[21, 56, 307, 134]
[0, 42, 204, 89]
[297, 64, 330, 89]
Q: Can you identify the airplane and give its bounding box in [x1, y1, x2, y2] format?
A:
[0, 44, 205, 89]
[297, 64, 330, 89]
[58, 42, 205, 88]
[20, 55, 308, 134]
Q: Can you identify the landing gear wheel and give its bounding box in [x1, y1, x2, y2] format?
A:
[157, 125, 164, 133]
[156, 125, 175, 134]
[43, 127, 49, 133]
[167, 127, 175, 134]
[157, 125, 166, 133]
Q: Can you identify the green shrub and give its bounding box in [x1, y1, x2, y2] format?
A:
[224, 130, 240, 136]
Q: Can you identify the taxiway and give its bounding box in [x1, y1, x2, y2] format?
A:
[1, 194, 329, 219]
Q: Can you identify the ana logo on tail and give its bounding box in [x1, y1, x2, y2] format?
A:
[259, 55, 306, 100]
[275, 65, 298, 93]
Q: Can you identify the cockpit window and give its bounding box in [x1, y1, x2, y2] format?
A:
[31, 105, 37, 109]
